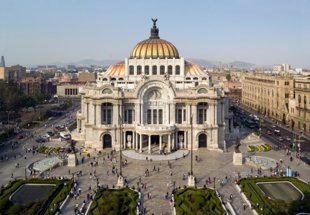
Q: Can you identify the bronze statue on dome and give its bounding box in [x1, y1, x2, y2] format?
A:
[152, 18, 158, 26]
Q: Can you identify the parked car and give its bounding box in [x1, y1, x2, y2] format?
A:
[274, 130, 281, 136]
[277, 137, 284, 142]
[35, 138, 46, 143]
[266, 130, 273, 135]
[16, 135, 24, 139]
[47, 131, 54, 136]
[67, 139, 77, 144]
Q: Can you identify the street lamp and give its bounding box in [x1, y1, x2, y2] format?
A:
[117, 89, 124, 187]
[188, 114, 195, 187]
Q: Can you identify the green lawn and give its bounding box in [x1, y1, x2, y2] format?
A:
[88, 188, 138, 215]
[239, 177, 310, 215]
[174, 187, 226, 215]
[0, 178, 73, 215]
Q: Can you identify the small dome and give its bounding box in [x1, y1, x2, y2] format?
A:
[130, 19, 179, 59]
[105, 61, 125, 76]
[185, 61, 207, 76]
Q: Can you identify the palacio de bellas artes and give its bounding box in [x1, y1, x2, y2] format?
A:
[75, 19, 231, 154]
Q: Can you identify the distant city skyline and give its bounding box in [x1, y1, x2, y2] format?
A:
[1, 0, 309, 68]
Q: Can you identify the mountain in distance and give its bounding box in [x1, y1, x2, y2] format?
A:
[188, 58, 255, 68]
[49, 59, 121, 67]
[229, 61, 255, 68]
[187, 58, 217, 67]
[48, 58, 256, 69]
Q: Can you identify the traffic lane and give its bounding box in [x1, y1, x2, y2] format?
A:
[233, 106, 309, 151]
[260, 125, 310, 152]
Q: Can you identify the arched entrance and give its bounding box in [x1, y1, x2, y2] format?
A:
[198, 134, 207, 148]
[103, 134, 112, 148]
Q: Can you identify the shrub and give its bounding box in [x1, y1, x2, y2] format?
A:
[9, 203, 23, 215]
[0, 198, 11, 211]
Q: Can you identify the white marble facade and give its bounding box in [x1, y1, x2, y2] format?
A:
[76, 21, 230, 153]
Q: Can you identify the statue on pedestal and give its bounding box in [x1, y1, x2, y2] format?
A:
[127, 134, 132, 149]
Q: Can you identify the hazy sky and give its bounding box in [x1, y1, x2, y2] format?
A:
[1, 0, 309, 68]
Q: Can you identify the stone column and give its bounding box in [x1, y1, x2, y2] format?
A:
[133, 131, 136, 149]
[139, 134, 142, 152]
[96, 104, 101, 125]
[175, 131, 178, 149]
[184, 131, 187, 149]
[113, 104, 118, 125]
[123, 131, 126, 149]
[148, 135, 151, 154]
[168, 134, 171, 152]
[135, 132, 138, 150]
[171, 103, 176, 124]
[136, 103, 140, 125]
[159, 135, 162, 152]
[192, 104, 197, 124]
[93, 104, 96, 125]
[214, 103, 218, 125]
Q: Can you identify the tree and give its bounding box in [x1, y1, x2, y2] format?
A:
[226, 73, 232, 89]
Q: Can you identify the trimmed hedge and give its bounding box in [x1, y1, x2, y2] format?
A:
[174, 188, 226, 215]
[0, 178, 73, 215]
[238, 177, 310, 215]
[88, 188, 138, 215]
[248, 145, 257, 152]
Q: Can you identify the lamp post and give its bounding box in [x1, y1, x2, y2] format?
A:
[188, 114, 195, 187]
[213, 177, 216, 190]
[117, 89, 124, 187]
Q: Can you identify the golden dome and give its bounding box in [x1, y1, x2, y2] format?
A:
[185, 60, 207, 75]
[130, 19, 179, 59]
[105, 61, 125, 76]
[130, 39, 179, 59]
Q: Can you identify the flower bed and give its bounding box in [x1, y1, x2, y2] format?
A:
[88, 188, 138, 215]
[174, 187, 226, 215]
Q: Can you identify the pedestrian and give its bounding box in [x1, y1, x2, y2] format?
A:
[243, 202, 246, 210]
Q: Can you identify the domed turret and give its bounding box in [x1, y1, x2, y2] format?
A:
[130, 19, 179, 59]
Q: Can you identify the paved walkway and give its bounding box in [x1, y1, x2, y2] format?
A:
[122, 149, 189, 161]
[1, 126, 310, 215]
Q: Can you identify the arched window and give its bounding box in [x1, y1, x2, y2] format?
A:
[160, 66, 165, 75]
[152, 65, 157, 75]
[137, 66, 142, 75]
[198, 88, 208, 94]
[304, 96, 307, 105]
[168, 65, 173, 75]
[129, 65, 134, 75]
[175, 65, 180, 75]
[111, 78, 116, 81]
[193, 77, 198, 80]
[102, 88, 112, 94]
[102, 78, 107, 81]
[185, 77, 191, 80]
[118, 78, 123, 81]
[202, 77, 207, 80]
[145, 66, 149, 75]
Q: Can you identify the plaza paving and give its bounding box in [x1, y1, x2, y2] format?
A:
[0, 129, 310, 215]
